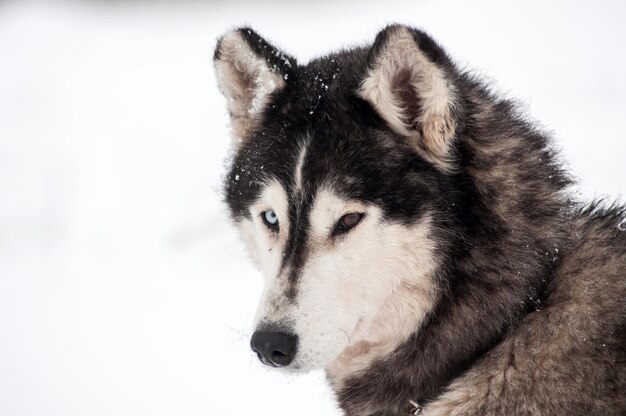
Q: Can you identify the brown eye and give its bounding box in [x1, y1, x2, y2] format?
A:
[333, 213, 364, 236]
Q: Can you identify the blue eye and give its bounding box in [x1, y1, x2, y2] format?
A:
[261, 210, 279, 229]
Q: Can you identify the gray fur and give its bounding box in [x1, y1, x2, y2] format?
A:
[213, 25, 626, 416]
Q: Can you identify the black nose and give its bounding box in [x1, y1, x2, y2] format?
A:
[250, 330, 298, 367]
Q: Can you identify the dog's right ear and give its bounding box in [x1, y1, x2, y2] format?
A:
[214, 28, 295, 144]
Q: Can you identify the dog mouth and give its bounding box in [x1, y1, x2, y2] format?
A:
[254, 350, 292, 368]
[254, 352, 280, 367]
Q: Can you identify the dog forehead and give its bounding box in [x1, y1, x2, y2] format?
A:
[225, 126, 421, 223]
[223, 63, 435, 223]
[253, 179, 357, 226]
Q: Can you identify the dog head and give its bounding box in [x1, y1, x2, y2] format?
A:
[214, 25, 463, 376]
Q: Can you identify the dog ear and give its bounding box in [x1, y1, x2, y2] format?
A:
[214, 28, 294, 144]
[359, 25, 460, 170]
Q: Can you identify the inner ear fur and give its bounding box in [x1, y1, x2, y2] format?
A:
[359, 25, 460, 171]
[213, 27, 294, 144]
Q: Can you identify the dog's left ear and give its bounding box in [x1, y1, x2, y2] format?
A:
[214, 27, 295, 144]
[359, 25, 460, 170]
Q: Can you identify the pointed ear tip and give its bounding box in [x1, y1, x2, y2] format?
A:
[213, 31, 236, 61]
[369, 24, 417, 58]
[377, 24, 414, 38]
[213, 27, 255, 62]
[382, 23, 410, 31]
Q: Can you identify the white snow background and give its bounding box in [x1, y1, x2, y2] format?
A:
[0, 1, 624, 415]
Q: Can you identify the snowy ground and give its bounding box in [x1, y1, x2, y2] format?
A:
[0, 1, 624, 415]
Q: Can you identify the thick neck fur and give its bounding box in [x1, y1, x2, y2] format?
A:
[334, 79, 574, 416]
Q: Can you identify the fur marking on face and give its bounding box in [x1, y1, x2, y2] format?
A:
[244, 182, 439, 373]
[215, 24, 626, 416]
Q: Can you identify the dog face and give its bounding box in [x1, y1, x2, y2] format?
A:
[214, 26, 461, 375]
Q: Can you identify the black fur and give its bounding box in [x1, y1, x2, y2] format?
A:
[215, 25, 626, 415]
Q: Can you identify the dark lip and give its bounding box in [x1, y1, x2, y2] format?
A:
[257, 352, 279, 368]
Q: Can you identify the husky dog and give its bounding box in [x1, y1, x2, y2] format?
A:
[213, 25, 626, 415]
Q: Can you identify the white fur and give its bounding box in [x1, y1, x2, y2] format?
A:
[240, 183, 440, 378]
[293, 141, 309, 194]
[214, 31, 286, 143]
[244, 180, 292, 325]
